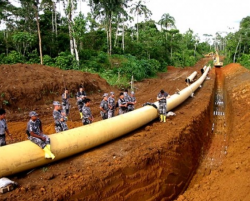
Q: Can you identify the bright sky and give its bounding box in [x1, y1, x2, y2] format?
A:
[146, 0, 250, 38]
[2, 0, 250, 41]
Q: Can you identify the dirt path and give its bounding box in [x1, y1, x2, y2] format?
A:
[1, 60, 250, 200]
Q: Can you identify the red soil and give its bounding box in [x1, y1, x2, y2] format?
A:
[0, 59, 250, 201]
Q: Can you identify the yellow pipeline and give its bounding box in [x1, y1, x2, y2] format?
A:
[0, 67, 210, 177]
[185, 71, 197, 84]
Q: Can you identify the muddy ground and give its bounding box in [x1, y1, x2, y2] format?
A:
[0, 59, 250, 201]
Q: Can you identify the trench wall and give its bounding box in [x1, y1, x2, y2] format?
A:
[67, 75, 215, 201]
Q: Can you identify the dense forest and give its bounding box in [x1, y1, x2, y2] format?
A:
[0, 0, 250, 87]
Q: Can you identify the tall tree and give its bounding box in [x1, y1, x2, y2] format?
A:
[130, 0, 151, 41]
[34, 0, 43, 64]
[62, 0, 79, 63]
[89, 0, 130, 55]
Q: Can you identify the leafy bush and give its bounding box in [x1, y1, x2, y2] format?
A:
[55, 52, 76, 70]
[238, 54, 250, 69]
[27, 50, 40, 64]
[79, 49, 97, 60]
[97, 51, 108, 64]
[0, 51, 25, 64]
[43, 55, 55, 66]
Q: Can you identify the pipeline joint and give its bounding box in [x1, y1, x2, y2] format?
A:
[142, 102, 157, 109]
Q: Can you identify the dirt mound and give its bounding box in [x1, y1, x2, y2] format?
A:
[0, 63, 114, 121]
[1, 60, 250, 200]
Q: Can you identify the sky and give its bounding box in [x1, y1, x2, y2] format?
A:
[146, 0, 250, 38]
[2, 0, 250, 40]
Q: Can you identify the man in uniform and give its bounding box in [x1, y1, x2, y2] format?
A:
[123, 89, 130, 103]
[53, 101, 68, 133]
[118, 92, 128, 115]
[108, 92, 115, 118]
[62, 88, 70, 117]
[127, 91, 137, 112]
[26, 111, 55, 159]
[82, 98, 94, 125]
[76, 86, 87, 119]
[157, 89, 171, 122]
[100, 93, 109, 120]
[0, 108, 12, 146]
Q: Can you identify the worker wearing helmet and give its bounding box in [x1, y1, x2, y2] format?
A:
[100, 93, 109, 120]
[108, 92, 116, 118]
[26, 111, 55, 160]
[53, 101, 68, 133]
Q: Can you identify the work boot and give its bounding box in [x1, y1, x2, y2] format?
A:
[80, 112, 83, 119]
[43, 145, 55, 160]
[163, 115, 166, 123]
[160, 115, 163, 122]
[47, 144, 55, 159]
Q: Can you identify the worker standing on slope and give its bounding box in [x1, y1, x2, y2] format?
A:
[118, 92, 128, 115]
[82, 98, 94, 125]
[108, 92, 116, 118]
[76, 86, 87, 119]
[0, 108, 12, 146]
[62, 88, 70, 118]
[53, 101, 68, 133]
[100, 93, 109, 120]
[157, 89, 171, 122]
[26, 111, 55, 159]
[127, 91, 137, 112]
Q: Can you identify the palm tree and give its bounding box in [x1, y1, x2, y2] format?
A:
[89, 0, 130, 55]
[158, 13, 175, 41]
[130, 0, 152, 41]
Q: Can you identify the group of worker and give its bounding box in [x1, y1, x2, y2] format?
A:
[0, 87, 169, 160]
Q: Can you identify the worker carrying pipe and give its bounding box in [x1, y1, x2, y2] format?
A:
[157, 89, 171, 122]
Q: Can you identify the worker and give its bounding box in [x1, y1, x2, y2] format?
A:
[82, 98, 94, 125]
[157, 89, 171, 122]
[76, 86, 87, 119]
[118, 92, 128, 115]
[123, 89, 130, 102]
[0, 108, 12, 146]
[26, 111, 55, 159]
[62, 88, 70, 117]
[100, 93, 109, 120]
[108, 92, 116, 118]
[53, 101, 68, 133]
[127, 91, 137, 112]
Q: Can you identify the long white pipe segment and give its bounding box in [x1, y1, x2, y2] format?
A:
[0, 67, 210, 177]
[185, 71, 197, 83]
[201, 65, 207, 74]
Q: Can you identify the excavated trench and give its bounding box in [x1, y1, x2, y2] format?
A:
[3, 62, 239, 201]
[68, 73, 218, 200]
[180, 68, 231, 194]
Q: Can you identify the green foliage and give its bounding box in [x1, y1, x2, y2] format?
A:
[112, 55, 160, 81]
[55, 52, 77, 70]
[0, 51, 25, 64]
[238, 54, 250, 69]
[79, 49, 97, 60]
[27, 50, 40, 64]
[12, 32, 36, 56]
[43, 55, 55, 67]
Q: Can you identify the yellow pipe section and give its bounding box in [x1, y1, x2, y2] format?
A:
[201, 65, 207, 74]
[0, 67, 210, 178]
[185, 71, 197, 83]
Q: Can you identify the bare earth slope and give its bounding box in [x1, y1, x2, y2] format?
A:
[0, 60, 250, 201]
